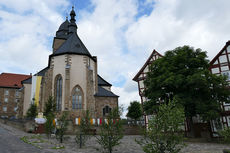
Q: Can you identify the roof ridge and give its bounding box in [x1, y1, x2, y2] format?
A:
[1, 72, 31, 76]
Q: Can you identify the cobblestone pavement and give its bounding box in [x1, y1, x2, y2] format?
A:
[1, 122, 230, 153]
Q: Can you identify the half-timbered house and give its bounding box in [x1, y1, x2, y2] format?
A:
[209, 40, 230, 137]
[133, 50, 163, 126]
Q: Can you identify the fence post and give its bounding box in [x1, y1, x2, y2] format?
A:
[109, 136, 112, 153]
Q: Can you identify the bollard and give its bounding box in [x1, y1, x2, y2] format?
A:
[109, 136, 112, 153]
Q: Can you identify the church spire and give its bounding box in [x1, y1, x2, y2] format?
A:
[68, 6, 78, 34]
[70, 6, 76, 23]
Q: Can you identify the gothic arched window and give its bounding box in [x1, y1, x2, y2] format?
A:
[103, 106, 111, 116]
[72, 86, 83, 109]
[55, 75, 62, 111]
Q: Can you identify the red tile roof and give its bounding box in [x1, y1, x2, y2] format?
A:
[0, 73, 31, 88]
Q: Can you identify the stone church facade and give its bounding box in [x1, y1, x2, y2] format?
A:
[21, 7, 118, 119]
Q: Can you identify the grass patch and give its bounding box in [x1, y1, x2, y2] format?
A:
[20, 136, 42, 149]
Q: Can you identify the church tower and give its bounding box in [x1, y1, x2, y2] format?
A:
[46, 7, 118, 119]
[22, 7, 118, 119]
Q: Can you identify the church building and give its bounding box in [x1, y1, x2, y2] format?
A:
[0, 7, 119, 119]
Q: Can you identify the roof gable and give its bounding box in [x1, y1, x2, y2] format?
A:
[133, 49, 163, 81]
[0, 73, 31, 88]
[210, 41, 230, 66]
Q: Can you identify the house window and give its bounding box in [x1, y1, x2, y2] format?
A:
[3, 106, 7, 112]
[4, 90, 9, 96]
[14, 107, 18, 112]
[103, 106, 111, 116]
[55, 75, 62, 111]
[222, 71, 230, 81]
[4, 98, 8, 103]
[15, 90, 20, 97]
[72, 86, 83, 109]
[15, 99, 19, 103]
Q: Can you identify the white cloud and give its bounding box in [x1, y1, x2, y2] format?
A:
[0, 0, 69, 74]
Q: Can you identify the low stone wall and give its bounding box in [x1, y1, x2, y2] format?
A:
[0, 118, 27, 131]
[0, 118, 142, 135]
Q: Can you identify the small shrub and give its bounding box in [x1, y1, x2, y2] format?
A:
[26, 103, 38, 119]
[44, 96, 56, 117]
[75, 110, 93, 148]
[219, 127, 230, 144]
[136, 99, 185, 153]
[44, 113, 55, 139]
[95, 107, 123, 153]
[56, 111, 69, 143]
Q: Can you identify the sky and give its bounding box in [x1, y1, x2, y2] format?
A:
[1, 0, 230, 116]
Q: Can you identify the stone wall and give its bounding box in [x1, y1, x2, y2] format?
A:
[95, 97, 118, 118]
[0, 87, 23, 118]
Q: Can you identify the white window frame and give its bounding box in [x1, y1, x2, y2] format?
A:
[4, 98, 8, 103]
[4, 90, 9, 96]
[3, 106, 7, 112]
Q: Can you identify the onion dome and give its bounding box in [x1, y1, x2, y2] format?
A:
[56, 17, 70, 39]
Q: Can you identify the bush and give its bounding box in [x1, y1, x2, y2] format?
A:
[219, 127, 230, 144]
[26, 103, 38, 119]
[136, 100, 185, 153]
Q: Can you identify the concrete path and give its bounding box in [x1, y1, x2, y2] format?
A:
[0, 126, 50, 153]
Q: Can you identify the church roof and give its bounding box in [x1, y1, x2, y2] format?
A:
[98, 75, 112, 86]
[58, 19, 69, 31]
[21, 67, 48, 84]
[95, 86, 119, 97]
[51, 32, 92, 58]
[0, 73, 31, 88]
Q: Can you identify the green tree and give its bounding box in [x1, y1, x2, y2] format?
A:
[43, 96, 56, 117]
[126, 101, 142, 123]
[136, 100, 185, 153]
[75, 110, 93, 147]
[26, 103, 38, 119]
[44, 113, 55, 139]
[56, 111, 69, 143]
[95, 107, 123, 153]
[144, 46, 230, 121]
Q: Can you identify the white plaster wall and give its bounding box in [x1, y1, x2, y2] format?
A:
[52, 55, 97, 111]
[23, 84, 32, 116]
[70, 55, 88, 110]
[52, 55, 66, 111]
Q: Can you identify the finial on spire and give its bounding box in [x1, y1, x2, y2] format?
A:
[70, 5, 76, 23]
[68, 6, 78, 33]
